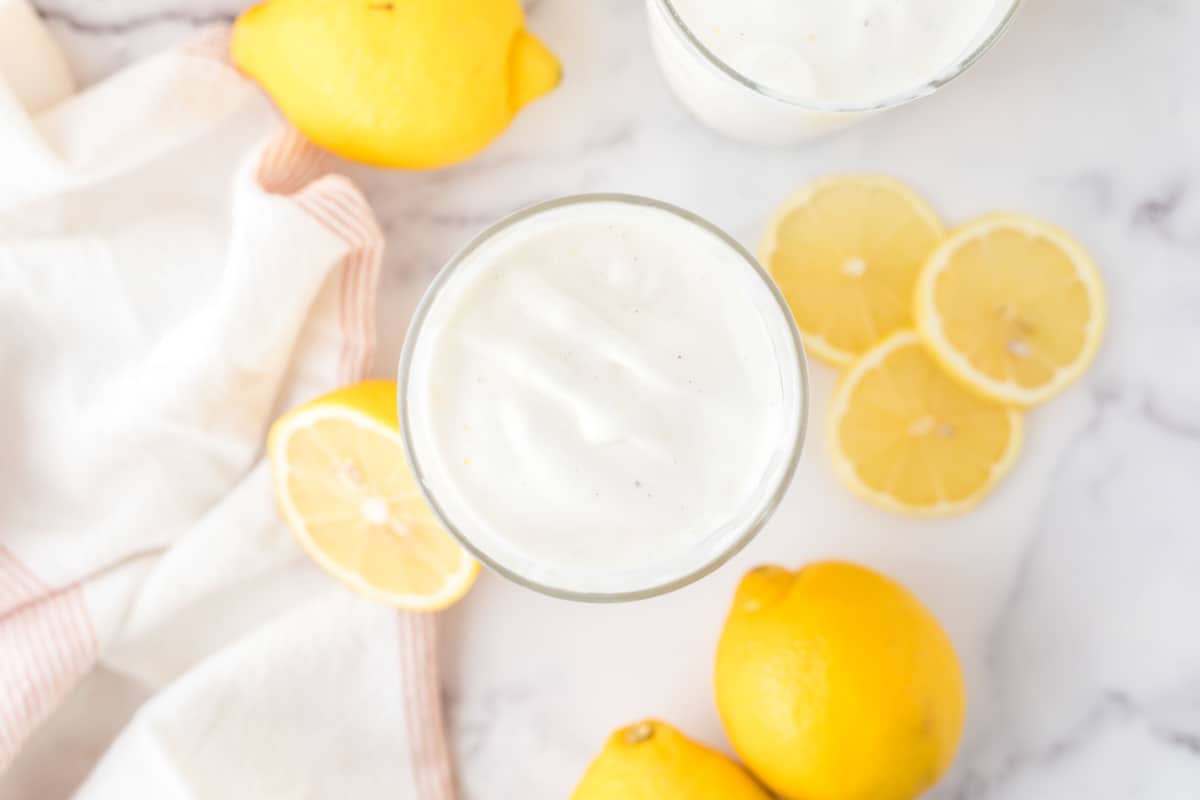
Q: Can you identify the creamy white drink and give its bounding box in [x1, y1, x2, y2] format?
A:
[400, 196, 805, 598]
[647, 0, 1016, 144]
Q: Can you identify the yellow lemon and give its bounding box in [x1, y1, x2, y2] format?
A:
[914, 213, 1106, 406]
[829, 331, 1022, 515]
[715, 562, 966, 800]
[761, 175, 945, 366]
[572, 719, 771, 800]
[268, 380, 478, 610]
[232, 0, 561, 169]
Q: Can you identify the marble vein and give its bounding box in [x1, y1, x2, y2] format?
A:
[33, 6, 234, 34]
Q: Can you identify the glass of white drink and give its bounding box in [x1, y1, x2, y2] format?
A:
[399, 195, 808, 601]
[647, 0, 1023, 145]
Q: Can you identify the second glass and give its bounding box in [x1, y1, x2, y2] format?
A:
[646, 0, 1023, 145]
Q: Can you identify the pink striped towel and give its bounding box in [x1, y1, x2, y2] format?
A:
[0, 4, 454, 797]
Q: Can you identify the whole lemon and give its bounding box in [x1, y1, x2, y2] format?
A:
[571, 719, 771, 800]
[715, 562, 966, 800]
[232, 0, 561, 169]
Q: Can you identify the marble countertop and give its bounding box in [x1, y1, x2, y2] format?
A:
[33, 0, 1200, 796]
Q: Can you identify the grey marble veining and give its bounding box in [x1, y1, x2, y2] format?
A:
[28, 0, 1200, 797]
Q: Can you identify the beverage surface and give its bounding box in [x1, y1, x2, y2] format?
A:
[404, 201, 795, 590]
[668, 0, 997, 105]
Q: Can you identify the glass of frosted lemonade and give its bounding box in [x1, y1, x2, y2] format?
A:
[646, 0, 1023, 144]
[399, 195, 808, 601]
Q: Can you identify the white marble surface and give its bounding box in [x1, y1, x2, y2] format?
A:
[32, 0, 1200, 796]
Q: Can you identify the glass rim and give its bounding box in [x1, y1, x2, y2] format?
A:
[397, 193, 810, 603]
[651, 0, 1024, 113]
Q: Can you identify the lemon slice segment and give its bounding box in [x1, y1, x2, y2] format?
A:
[762, 175, 945, 365]
[828, 332, 1022, 516]
[914, 213, 1106, 406]
[269, 380, 479, 610]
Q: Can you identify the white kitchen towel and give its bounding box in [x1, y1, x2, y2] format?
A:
[0, 4, 455, 797]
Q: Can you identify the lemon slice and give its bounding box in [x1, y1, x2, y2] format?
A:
[914, 213, 1106, 406]
[268, 380, 479, 610]
[761, 175, 945, 366]
[828, 331, 1022, 516]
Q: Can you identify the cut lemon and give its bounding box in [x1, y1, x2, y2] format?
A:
[761, 175, 945, 366]
[828, 331, 1023, 516]
[914, 213, 1106, 406]
[268, 380, 479, 610]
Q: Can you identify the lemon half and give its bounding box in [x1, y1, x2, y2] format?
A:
[268, 380, 478, 610]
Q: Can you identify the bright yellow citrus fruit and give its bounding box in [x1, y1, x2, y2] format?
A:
[232, 0, 561, 169]
[715, 562, 966, 800]
[268, 380, 478, 610]
[571, 719, 770, 800]
[761, 175, 945, 366]
[914, 213, 1106, 406]
[828, 331, 1022, 515]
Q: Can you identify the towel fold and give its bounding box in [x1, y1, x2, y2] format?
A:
[0, 6, 454, 797]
